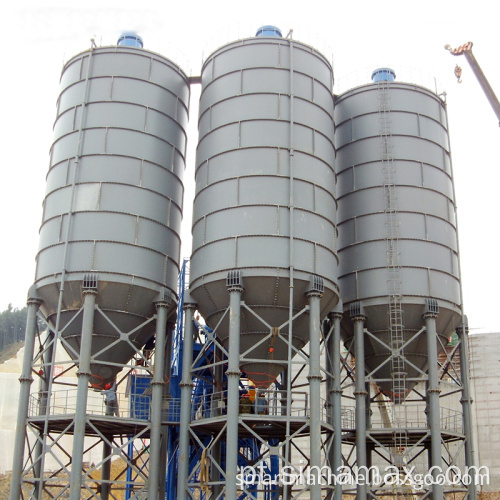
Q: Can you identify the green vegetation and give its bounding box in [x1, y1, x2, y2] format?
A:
[0, 304, 27, 362]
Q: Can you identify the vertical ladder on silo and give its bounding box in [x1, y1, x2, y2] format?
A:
[377, 78, 410, 495]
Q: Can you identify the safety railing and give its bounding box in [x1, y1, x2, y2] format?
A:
[28, 389, 182, 422]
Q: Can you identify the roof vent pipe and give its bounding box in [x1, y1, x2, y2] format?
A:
[255, 25, 282, 37]
[117, 32, 144, 48]
[371, 67, 396, 82]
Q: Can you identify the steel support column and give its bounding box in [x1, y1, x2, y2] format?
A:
[307, 284, 323, 499]
[458, 321, 477, 500]
[148, 296, 170, 500]
[9, 289, 42, 500]
[352, 309, 367, 500]
[69, 286, 98, 500]
[331, 307, 343, 500]
[225, 272, 244, 500]
[424, 304, 443, 500]
[177, 295, 196, 500]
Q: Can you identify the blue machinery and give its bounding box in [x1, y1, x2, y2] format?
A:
[125, 259, 280, 499]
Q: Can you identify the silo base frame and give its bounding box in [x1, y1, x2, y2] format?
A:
[177, 282, 336, 500]
[325, 306, 477, 500]
[9, 290, 179, 500]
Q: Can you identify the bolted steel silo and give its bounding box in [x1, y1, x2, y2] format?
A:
[35, 38, 190, 386]
[190, 31, 339, 387]
[335, 71, 462, 398]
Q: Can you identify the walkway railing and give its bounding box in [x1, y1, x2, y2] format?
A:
[28, 389, 182, 422]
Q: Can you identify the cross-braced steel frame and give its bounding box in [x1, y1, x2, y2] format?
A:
[9, 280, 178, 500]
[327, 300, 477, 500]
[176, 272, 336, 500]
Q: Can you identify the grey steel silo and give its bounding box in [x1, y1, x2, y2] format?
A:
[190, 34, 339, 387]
[335, 71, 461, 398]
[35, 40, 189, 386]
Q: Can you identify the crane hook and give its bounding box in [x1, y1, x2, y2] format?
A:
[454, 64, 463, 84]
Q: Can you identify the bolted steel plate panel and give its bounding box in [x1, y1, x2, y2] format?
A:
[190, 36, 339, 387]
[335, 81, 461, 397]
[35, 45, 189, 386]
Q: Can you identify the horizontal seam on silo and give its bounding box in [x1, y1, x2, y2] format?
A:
[337, 237, 458, 252]
[59, 74, 190, 112]
[336, 211, 457, 230]
[198, 93, 334, 125]
[335, 159, 454, 183]
[196, 117, 335, 151]
[201, 59, 332, 91]
[336, 184, 456, 205]
[40, 211, 182, 236]
[43, 182, 184, 211]
[193, 175, 336, 201]
[194, 147, 335, 178]
[47, 154, 185, 183]
[35, 240, 178, 260]
[338, 266, 459, 279]
[49, 126, 187, 163]
[189, 234, 337, 254]
[34, 270, 178, 292]
[192, 204, 337, 227]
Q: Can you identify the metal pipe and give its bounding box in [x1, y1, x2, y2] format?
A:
[9, 293, 42, 500]
[225, 282, 243, 500]
[176, 300, 196, 500]
[353, 314, 367, 500]
[424, 312, 443, 500]
[307, 289, 323, 499]
[69, 288, 97, 500]
[284, 34, 295, 500]
[148, 299, 169, 499]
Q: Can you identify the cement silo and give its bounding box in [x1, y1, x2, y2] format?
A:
[335, 69, 462, 398]
[189, 30, 339, 387]
[35, 38, 189, 386]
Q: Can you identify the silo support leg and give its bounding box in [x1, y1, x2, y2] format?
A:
[177, 303, 196, 499]
[331, 312, 343, 500]
[458, 323, 477, 500]
[353, 314, 367, 500]
[9, 293, 42, 500]
[225, 282, 243, 500]
[424, 312, 443, 500]
[307, 290, 323, 499]
[69, 289, 97, 500]
[148, 299, 169, 500]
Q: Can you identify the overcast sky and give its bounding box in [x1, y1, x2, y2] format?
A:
[1, 1, 499, 334]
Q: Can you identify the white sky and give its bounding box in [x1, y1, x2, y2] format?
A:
[1, 1, 499, 334]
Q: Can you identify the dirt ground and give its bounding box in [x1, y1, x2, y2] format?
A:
[0, 458, 130, 499]
[2, 472, 498, 499]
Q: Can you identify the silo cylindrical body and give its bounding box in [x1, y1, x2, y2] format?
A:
[190, 35, 339, 387]
[35, 43, 189, 386]
[335, 80, 462, 396]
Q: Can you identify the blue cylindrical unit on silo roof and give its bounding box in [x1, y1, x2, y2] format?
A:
[371, 67, 396, 82]
[255, 25, 282, 37]
[117, 32, 144, 48]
